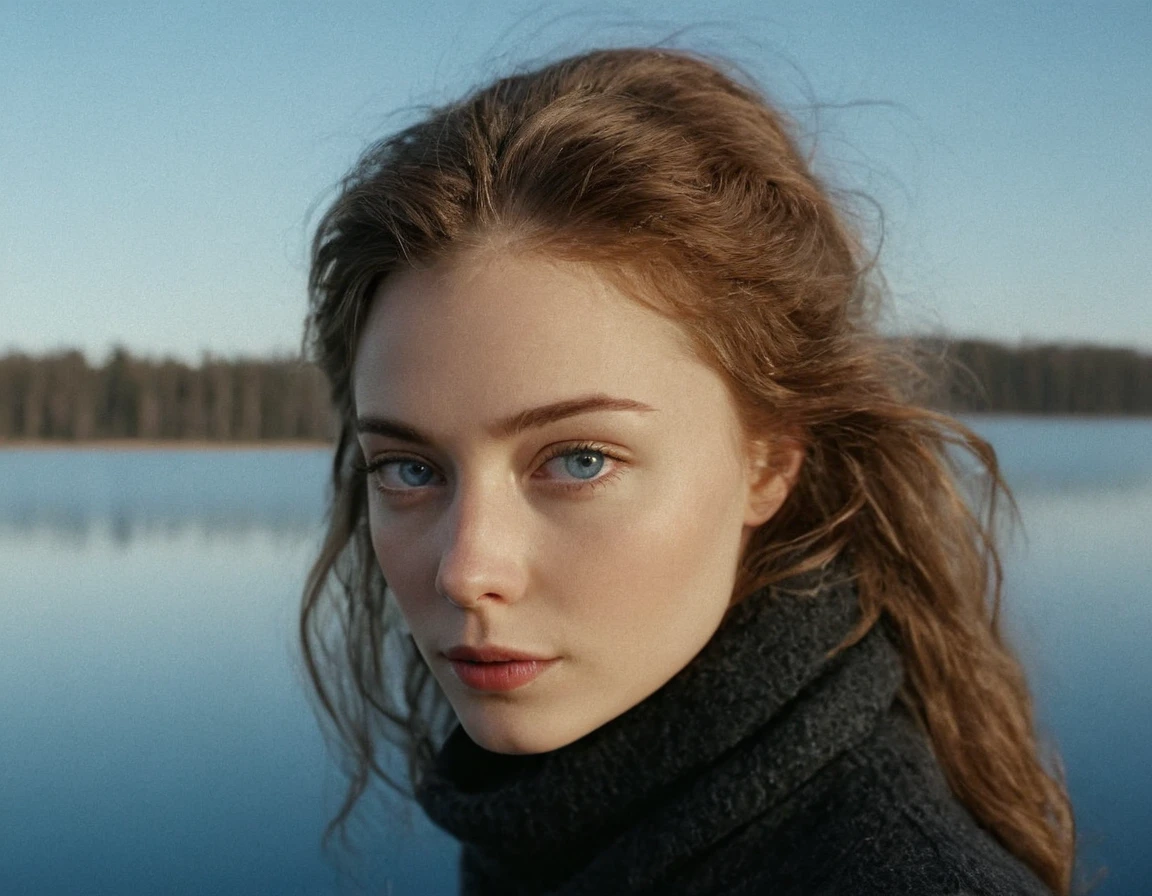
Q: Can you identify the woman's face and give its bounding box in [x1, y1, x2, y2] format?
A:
[352, 250, 795, 754]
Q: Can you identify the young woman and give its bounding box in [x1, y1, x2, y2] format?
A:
[300, 48, 1075, 895]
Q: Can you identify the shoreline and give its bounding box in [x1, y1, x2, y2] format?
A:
[0, 439, 333, 451]
[2, 413, 1150, 452]
[2, 411, 1149, 452]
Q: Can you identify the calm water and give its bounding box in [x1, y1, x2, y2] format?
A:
[1, 418, 1149, 895]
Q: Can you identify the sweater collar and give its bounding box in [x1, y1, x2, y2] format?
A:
[415, 567, 903, 893]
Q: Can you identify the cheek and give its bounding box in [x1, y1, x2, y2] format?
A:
[366, 505, 438, 619]
[550, 459, 746, 631]
[632, 473, 743, 589]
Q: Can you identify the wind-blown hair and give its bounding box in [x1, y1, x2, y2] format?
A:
[301, 47, 1075, 893]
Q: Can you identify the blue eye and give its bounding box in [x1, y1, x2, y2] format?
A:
[365, 457, 438, 492]
[563, 450, 605, 480]
[539, 443, 621, 492]
[393, 460, 435, 487]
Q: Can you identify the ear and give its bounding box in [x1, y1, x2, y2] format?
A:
[742, 434, 805, 527]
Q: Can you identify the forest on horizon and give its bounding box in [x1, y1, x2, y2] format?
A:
[1, 339, 1150, 443]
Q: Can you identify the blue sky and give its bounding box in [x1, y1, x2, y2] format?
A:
[3, 0, 1149, 361]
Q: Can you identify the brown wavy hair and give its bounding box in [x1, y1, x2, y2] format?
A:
[301, 47, 1075, 893]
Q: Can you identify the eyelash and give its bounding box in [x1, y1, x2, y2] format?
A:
[355, 441, 626, 500]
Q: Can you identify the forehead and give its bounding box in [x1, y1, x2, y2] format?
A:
[351, 252, 711, 422]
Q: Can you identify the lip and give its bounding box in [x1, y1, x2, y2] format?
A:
[442, 645, 559, 693]
[444, 644, 555, 663]
[447, 658, 558, 692]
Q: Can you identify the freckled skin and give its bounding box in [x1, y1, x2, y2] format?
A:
[351, 251, 797, 755]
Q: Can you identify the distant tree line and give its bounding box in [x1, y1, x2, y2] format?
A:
[0, 340, 1149, 442]
[0, 348, 335, 441]
[923, 339, 1152, 415]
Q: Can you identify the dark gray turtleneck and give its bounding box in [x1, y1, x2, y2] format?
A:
[416, 571, 1055, 896]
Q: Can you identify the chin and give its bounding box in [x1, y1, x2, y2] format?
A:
[458, 709, 588, 756]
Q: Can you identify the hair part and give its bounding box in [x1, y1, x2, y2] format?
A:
[301, 47, 1075, 893]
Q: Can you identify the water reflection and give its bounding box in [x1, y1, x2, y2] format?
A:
[0, 448, 331, 545]
[0, 446, 458, 895]
[962, 416, 1152, 494]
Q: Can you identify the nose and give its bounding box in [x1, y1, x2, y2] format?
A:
[434, 478, 529, 610]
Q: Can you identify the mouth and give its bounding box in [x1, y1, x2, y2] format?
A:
[442, 645, 559, 692]
[444, 644, 554, 663]
[447, 657, 558, 692]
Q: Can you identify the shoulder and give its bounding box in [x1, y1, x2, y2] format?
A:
[716, 712, 1056, 896]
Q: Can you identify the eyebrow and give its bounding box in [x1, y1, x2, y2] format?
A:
[356, 394, 657, 445]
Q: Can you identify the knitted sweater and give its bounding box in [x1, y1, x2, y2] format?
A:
[415, 571, 1055, 896]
